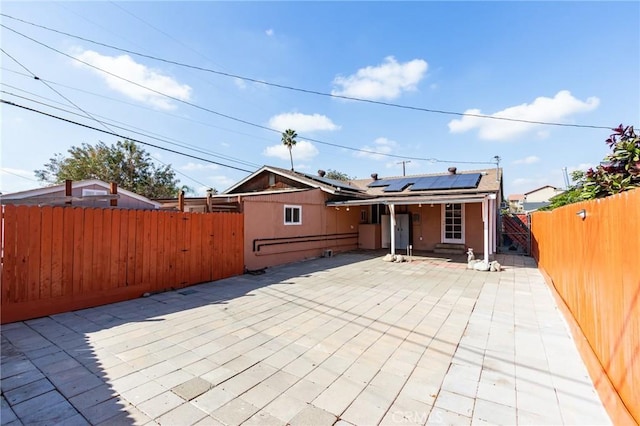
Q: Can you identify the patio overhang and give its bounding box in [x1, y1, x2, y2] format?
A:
[326, 193, 493, 207]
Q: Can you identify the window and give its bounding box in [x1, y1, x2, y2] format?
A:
[284, 205, 301, 225]
[82, 188, 108, 196]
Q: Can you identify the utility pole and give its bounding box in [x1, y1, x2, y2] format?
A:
[397, 160, 411, 176]
[494, 155, 501, 182]
[562, 167, 570, 189]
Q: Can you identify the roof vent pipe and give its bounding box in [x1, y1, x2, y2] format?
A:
[371, 173, 379, 180]
[318, 169, 326, 177]
[448, 167, 457, 175]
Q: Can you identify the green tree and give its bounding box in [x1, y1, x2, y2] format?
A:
[540, 171, 587, 210]
[540, 124, 639, 210]
[325, 169, 354, 181]
[581, 124, 640, 199]
[35, 140, 181, 198]
[281, 129, 298, 171]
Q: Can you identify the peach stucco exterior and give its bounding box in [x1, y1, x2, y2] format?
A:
[243, 194, 488, 270]
[243, 189, 361, 270]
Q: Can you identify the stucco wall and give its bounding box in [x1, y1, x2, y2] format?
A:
[243, 189, 359, 270]
[409, 204, 441, 251]
[464, 202, 484, 253]
[525, 187, 562, 203]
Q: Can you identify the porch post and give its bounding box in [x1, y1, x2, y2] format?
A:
[389, 203, 396, 255]
[482, 196, 489, 263]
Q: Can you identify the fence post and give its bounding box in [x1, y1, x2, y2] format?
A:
[110, 182, 118, 207]
[65, 180, 72, 205]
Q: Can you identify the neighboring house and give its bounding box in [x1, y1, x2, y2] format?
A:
[217, 165, 503, 270]
[508, 194, 525, 213]
[522, 185, 564, 212]
[0, 179, 161, 209]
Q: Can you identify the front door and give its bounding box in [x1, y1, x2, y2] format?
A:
[442, 203, 465, 244]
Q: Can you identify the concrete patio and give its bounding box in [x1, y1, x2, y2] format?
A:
[1, 252, 610, 425]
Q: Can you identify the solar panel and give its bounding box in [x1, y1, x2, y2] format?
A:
[367, 179, 393, 188]
[383, 178, 413, 192]
[408, 177, 429, 190]
[409, 173, 482, 191]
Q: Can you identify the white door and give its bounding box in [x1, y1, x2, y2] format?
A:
[442, 203, 465, 244]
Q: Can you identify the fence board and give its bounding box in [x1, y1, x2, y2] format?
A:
[27, 207, 41, 302]
[50, 207, 64, 297]
[1, 206, 243, 324]
[531, 188, 639, 424]
[109, 209, 121, 290]
[117, 210, 128, 288]
[72, 208, 84, 295]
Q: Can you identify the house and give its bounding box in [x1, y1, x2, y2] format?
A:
[508, 194, 525, 213]
[0, 179, 161, 209]
[216, 165, 503, 271]
[523, 185, 564, 212]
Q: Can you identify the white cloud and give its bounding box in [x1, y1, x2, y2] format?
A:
[263, 140, 319, 161]
[180, 162, 219, 171]
[73, 49, 192, 110]
[265, 29, 274, 36]
[448, 90, 599, 141]
[331, 56, 428, 101]
[234, 78, 247, 90]
[209, 175, 236, 189]
[268, 113, 340, 133]
[513, 155, 540, 165]
[355, 137, 397, 161]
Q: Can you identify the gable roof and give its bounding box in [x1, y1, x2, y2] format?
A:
[223, 165, 502, 206]
[223, 165, 367, 197]
[1, 179, 161, 207]
[524, 185, 559, 195]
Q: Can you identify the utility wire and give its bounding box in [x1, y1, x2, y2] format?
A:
[0, 50, 220, 189]
[1, 47, 112, 134]
[0, 69, 276, 145]
[0, 14, 614, 130]
[1, 99, 254, 173]
[1, 88, 261, 169]
[0, 168, 39, 182]
[1, 28, 496, 165]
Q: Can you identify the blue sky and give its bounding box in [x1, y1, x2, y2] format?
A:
[1, 1, 638, 197]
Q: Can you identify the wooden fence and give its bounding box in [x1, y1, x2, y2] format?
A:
[531, 188, 639, 424]
[1, 205, 244, 324]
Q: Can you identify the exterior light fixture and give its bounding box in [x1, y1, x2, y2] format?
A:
[418, 203, 422, 208]
[335, 206, 340, 210]
[346, 207, 350, 211]
[576, 209, 587, 220]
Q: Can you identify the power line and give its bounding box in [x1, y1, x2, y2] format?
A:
[0, 168, 39, 182]
[0, 48, 216, 189]
[1, 86, 261, 169]
[1, 99, 254, 173]
[0, 14, 614, 130]
[1, 25, 496, 165]
[0, 68, 277, 146]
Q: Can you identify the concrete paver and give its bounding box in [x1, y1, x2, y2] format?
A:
[0, 252, 611, 425]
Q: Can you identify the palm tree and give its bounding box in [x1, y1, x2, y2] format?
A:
[281, 129, 298, 171]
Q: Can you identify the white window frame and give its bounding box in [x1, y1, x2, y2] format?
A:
[82, 188, 108, 196]
[284, 205, 302, 225]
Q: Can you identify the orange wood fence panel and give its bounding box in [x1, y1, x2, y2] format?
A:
[531, 188, 639, 424]
[1, 206, 244, 324]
